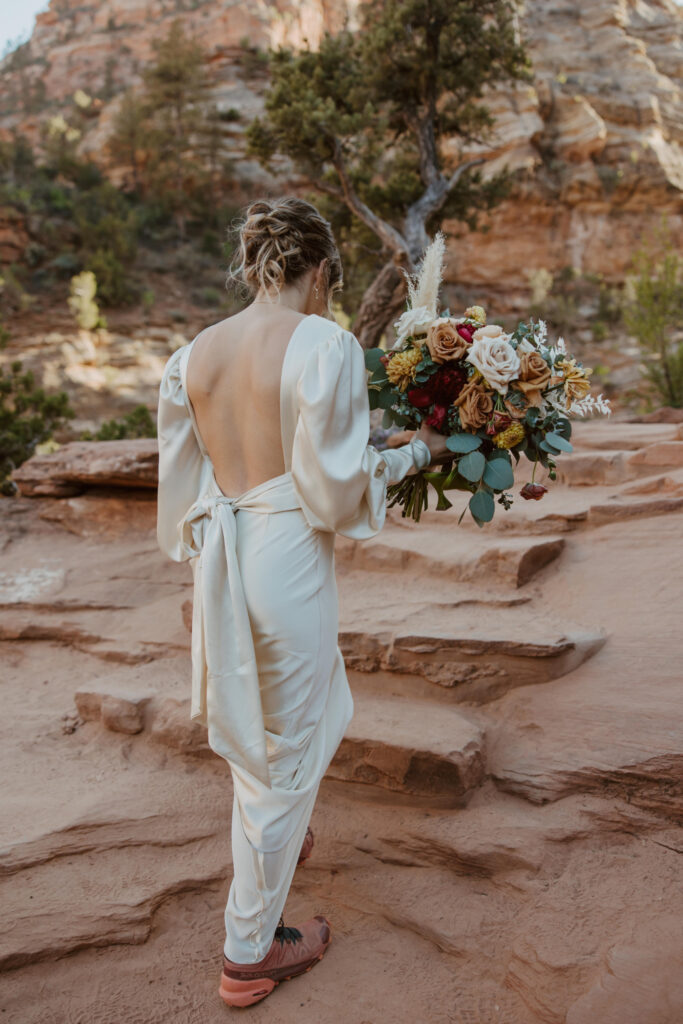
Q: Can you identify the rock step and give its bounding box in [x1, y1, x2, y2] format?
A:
[570, 421, 682, 452]
[0, 834, 227, 971]
[70, 687, 486, 804]
[336, 528, 565, 587]
[11, 438, 158, 497]
[555, 441, 683, 486]
[337, 574, 606, 701]
[328, 692, 486, 804]
[487, 679, 683, 823]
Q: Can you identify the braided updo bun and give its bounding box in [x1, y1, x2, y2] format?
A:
[229, 197, 343, 306]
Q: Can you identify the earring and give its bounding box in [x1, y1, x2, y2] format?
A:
[314, 285, 320, 299]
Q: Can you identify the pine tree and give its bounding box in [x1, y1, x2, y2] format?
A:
[108, 19, 230, 237]
[247, 0, 531, 346]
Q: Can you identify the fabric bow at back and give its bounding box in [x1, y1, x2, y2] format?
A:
[177, 472, 302, 789]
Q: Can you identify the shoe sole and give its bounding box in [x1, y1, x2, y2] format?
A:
[218, 925, 332, 1007]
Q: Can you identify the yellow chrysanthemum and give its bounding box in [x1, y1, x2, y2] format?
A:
[493, 422, 526, 449]
[386, 346, 423, 392]
[555, 357, 592, 408]
[464, 305, 486, 325]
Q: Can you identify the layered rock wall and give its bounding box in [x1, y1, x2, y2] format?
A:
[0, 0, 681, 307]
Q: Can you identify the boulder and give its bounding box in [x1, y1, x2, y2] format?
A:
[12, 439, 158, 497]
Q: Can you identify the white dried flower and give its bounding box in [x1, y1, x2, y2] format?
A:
[391, 305, 435, 349]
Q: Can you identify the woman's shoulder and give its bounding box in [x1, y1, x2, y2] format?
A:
[300, 314, 361, 358]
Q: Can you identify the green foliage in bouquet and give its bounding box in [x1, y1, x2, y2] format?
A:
[0, 360, 75, 496]
[366, 237, 610, 526]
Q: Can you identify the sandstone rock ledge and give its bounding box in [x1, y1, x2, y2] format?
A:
[0, 419, 681, 1024]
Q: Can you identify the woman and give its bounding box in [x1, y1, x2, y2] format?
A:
[156, 197, 448, 1007]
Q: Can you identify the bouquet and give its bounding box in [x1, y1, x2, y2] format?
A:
[365, 234, 611, 525]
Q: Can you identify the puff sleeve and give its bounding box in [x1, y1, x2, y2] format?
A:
[156, 345, 206, 561]
[290, 325, 431, 539]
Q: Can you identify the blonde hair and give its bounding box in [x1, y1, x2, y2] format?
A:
[228, 197, 343, 309]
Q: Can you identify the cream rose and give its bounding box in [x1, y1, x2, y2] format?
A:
[466, 326, 521, 394]
[391, 305, 435, 350]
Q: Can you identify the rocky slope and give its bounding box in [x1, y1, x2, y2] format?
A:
[1, 420, 682, 1022]
[1, 0, 681, 309]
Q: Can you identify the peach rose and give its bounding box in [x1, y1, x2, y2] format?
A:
[453, 378, 494, 430]
[426, 318, 469, 363]
[513, 351, 552, 408]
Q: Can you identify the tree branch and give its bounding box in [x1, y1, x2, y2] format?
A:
[447, 156, 485, 192]
[331, 138, 408, 261]
[403, 157, 486, 263]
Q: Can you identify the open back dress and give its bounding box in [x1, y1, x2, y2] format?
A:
[155, 312, 431, 961]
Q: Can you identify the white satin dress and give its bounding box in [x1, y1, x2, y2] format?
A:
[156, 312, 431, 963]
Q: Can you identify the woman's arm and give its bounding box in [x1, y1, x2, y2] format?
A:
[290, 325, 434, 538]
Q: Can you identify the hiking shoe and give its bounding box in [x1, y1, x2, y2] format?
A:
[219, 914, 331, 1007]
[297, 825, 314, 866]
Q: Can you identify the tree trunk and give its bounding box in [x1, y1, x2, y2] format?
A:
[353, 260, 410, 350]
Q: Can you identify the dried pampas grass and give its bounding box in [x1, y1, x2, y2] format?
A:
[405, 232, 446, 317]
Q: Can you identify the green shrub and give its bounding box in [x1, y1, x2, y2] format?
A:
[142, 288, 155, 317]
[192, 286, 221, 307]
[79, 404, 156, 440]
[0, 359, 76, 495]
[624, 224, 683, 408]
[85, 249, 135, 306]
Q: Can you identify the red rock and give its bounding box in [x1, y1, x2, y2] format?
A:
[12, 439, 158, 497]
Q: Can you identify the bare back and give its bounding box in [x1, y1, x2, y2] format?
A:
[185, 305, 307, 497]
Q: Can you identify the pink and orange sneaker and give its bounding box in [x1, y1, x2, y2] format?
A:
[219, 914, 332, 1007]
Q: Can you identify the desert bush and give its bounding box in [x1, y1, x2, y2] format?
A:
[624, 225, 683, 408]
[0, 359, 75, 495]
[79, 404, 156, 440]
[528, 265, 623, 339]
[68, 271, 104, 330]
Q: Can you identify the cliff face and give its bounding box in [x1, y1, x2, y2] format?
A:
[449, 0, 683, 308]
[1, 0, 682, 307]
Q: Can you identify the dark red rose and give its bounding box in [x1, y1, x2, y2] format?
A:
[486, 411, 513, 436]
[407, 368, 466, 424]
[456, 324, 474, 344]
[425, 403, 448, 431]
[406, 383, 434, 408]
[520, 482, 548, 501]
[433, 367, 466, 403]
[380, 353, 391, 367]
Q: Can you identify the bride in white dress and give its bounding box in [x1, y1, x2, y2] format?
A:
[155, 197, 447, 1007]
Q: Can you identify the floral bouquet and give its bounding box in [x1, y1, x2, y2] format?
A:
[365, 234, 611, 525]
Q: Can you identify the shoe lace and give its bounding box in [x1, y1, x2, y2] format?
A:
[273, 915, 303, 946]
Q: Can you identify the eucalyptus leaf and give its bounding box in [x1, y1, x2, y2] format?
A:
[469, 489, 495, 523]
[377, 388, 395, 409]
[364, 348, 385, 372]
[446, 433, 482, 454]
[545, 430, 573, 452]
[483, 456, 514, 490]
[458, 450, 486, 482]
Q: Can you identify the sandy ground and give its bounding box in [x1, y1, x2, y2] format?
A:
[1, 420, 682, 1024]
